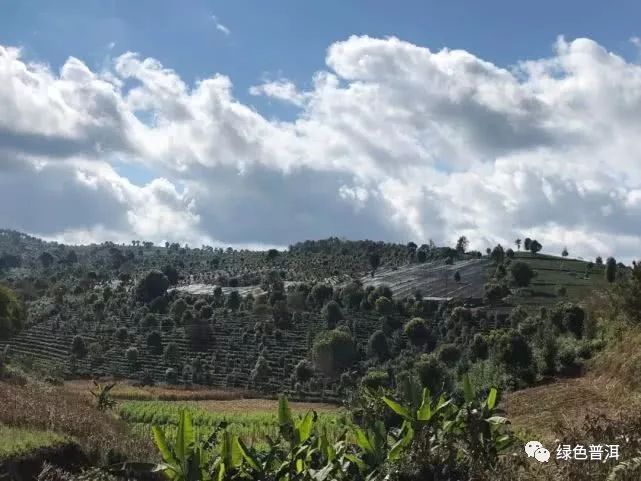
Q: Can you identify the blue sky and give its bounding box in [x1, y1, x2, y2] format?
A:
[3, 0, 639, 102]
[2, 1, 641, 259]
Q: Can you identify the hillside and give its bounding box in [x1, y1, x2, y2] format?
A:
[0, 231, 611, 401]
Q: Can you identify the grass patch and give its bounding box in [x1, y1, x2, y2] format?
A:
[0, 425, 66, 459]
[0, 379, 157, 465]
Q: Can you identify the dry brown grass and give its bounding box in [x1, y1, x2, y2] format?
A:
[0, 377, 157, 465]
[192, 398, 340, 414]
[504, 376, 639, 444]
[64, 379, 253, 401]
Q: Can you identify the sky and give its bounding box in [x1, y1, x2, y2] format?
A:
[1, 1, 641, 260]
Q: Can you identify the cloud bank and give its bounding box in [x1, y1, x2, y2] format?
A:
[1, 36, 641, 260]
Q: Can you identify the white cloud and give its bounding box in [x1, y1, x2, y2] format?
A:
[2, 36, 641, 260]
[211, 16, 230, 36]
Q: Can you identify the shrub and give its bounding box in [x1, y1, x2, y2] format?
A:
[146, 331, 163, 355]
[375, 296, 394, 316]
[226, 291, 241, 311]
[404, 317, 433, 348]
[71, 335, 87, 359]
[415, 354, 450, 395]
[114, 327, 128, 344]
[163, 342, 180, 364]
[340, 281, 364, 309]
[470, 333, 489, 361]
[510, 261, 535, 287]
[438, 343, 461, 367]
[361, 370, 390, 390]
[293, 359, 314, 383]
[250, 355, 271, 385]
[170, 299, 187, 320]
[312, 328, 356, 377]
[309, 283, 333, 306]
[125, 347, 139, 368]
[494, 331, 533, 372]
[366, 330, 390, 361]
[136, 270, 170, 303]
[322, 300, 343, 328]
[563, 305, 585, 339]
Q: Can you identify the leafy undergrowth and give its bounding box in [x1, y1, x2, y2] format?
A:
[0, 425, 66, 459]
[0, 371, 157, 465]
[119, 399, 346, 448]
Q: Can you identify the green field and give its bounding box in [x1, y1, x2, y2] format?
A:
[0, 425, 66, 459]
[508, 252, 608, 307]
[119, 400, 348, 447]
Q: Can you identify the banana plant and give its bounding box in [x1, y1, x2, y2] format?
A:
[152, 410, 240, 481]
[89, 380, 117, 411]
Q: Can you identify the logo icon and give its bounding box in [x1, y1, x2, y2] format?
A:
[525, 441, 550, 463]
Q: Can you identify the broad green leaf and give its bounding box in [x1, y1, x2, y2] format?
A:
[486, 416, 509, 425]
[382, 396, 412, 420]
[278, 395, 293, 427]
[462, 373, 473, 403]
[416, 388, 432, 421]
[344, 454, 367, 472]
[296, 458, 304, 473]
[175, 410, 195, 466]
[296, 411, 315, 443]
[486, 387, 497, 410]
[354, 428, 374, 454]
[152, 426, 176, 465]
[236, 438, 260, 472]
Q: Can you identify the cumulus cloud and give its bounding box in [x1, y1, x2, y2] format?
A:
[2, 36, 641, 260]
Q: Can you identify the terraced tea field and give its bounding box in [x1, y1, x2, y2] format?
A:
[360, 257, 490, 299]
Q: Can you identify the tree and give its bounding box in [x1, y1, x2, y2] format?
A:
[510, 261, 535, 287]
[368, 251, 381, 277]
[562, 247, 569, 258]
[38, 252, 54, 268]
[470, 334, 489, 361]
[495, 331, 532, 371]
[454, 271, 461, 283]
[266, 249, 280, 261]
[515, 238, 522, 251]
[71, 335, 87, 359]
[294, 359, 314, 383]
[505, 248, 515, 259]
[415, 354, 450, 395]
[0, 285, 23, 339]
[490, 245, 505, 265]
[438, 343, 461, 367]
[455, 236, 469, 255]
[136, 270, 170, 303]
[375, 296, 394, 316]
[529, 240, 542, 255]
[605, 257, 617, 283]
[416, 249, 427, 263]
[146, 331, 163, 355]
[161, 265, 179, 285]
[596, 256, 603, 266]
[403, 317, 434, 348]
[312, 328, 356, 377]
[322, 300, 344, 328]
[226, 291, 241, 311]
[523, 238, 532, 251]
[126, 347, 139, 370]
[163, 342, 180, 364]
[366, 330, 389, 361]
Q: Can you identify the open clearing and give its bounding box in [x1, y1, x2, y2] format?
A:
[505, 375, 641, 444]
